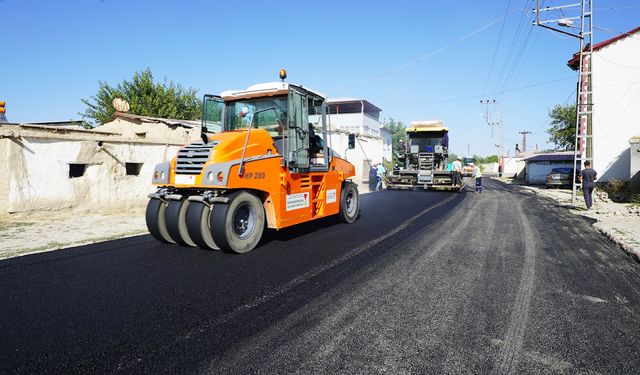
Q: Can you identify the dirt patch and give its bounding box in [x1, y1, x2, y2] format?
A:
[0, 211, 147, 260]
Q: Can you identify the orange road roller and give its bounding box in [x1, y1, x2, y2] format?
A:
[146, 72, 360, 253]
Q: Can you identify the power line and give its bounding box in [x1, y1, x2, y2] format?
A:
[385, 76, 573, 106]
[482, 0, 512, 95]
[496, 3, 540, 96]
[491, 0, 532, 93]
[533, 87, 576, 132]
[330, 14, 510, 93]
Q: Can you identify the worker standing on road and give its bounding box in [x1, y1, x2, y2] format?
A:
[368, 164, 378, 192]
[472, 163, 483, 193]
[580, 161, 597, 210]
[376, 162, 386, 191]
[452, 157, 462, 186]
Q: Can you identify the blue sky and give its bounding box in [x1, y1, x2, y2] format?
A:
[2, 0, 638, 156]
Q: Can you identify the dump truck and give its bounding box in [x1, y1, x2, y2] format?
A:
[145, 71, 359, 254]
[386, 120, 462, 191]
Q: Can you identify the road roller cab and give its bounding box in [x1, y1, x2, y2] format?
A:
[146, 73, 359, 253]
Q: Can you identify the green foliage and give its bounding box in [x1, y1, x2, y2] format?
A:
[546, 103, 576, 151]
[474, 154, 498, 164]
[383, 118, 407, 165]
[483, 155, 499, 163]
[81, 68, 202, 125]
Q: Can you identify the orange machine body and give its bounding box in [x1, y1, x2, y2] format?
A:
[154, 128, 355, 230]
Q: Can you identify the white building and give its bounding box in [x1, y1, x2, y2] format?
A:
[327, 98, 383, 137]
[325, 98, 387, 190]
[0, 114, 199, 219]
[568, 26, 640, 181]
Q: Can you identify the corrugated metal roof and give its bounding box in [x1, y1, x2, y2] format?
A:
[568, 26, 640, 69]
[524, 151, 574, 162]
[326, 98, 382, 112]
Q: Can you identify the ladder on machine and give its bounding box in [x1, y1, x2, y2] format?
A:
[572, 0, 594, 204]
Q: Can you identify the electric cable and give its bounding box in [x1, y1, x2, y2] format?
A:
[330, 13, 511, 93]
[482, 0, 512, 95]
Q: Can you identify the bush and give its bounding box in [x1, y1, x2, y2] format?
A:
[600, 179, 630, 195]
[599, 179, 640, 203]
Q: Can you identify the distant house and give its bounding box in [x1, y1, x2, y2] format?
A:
[0, 113, 200, 218]
[327, 98, 383, 137]
[567, 26, 640, 182]
[325, 98, 386, 190]
[523, 151, 575, 184]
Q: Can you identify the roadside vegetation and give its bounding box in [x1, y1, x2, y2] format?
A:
[81, 68, 202, 126]
[600, 179, 640, 204]
[546, 103, 577, 151]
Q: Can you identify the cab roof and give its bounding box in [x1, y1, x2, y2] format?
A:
[220, 82, 326, 101]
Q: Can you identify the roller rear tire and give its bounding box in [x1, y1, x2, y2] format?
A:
[338, 182, 359, 223]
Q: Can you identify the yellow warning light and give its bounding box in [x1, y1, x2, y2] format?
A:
[279, 69, 287, 81]
[0, 101, 5, 114]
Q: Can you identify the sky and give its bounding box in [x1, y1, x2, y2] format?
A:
[1, 0, 639, 156]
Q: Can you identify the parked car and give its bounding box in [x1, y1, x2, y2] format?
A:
[545, 167, 579, 188]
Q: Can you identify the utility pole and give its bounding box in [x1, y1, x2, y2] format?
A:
[519, 130, 531, 152]
[534, 0, 594, 204]
[480, 99, 504, 177]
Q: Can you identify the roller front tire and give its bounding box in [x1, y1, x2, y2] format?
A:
[211, 191, 265, 254]
[145, 198, 176, 244]
[165, 198, 197, 247]
[185, 201, 220, 250]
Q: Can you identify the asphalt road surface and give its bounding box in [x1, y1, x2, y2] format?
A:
[2, 178, 639, 374]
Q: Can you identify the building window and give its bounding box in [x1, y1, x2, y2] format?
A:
[69, 163, 87, 178]
[125, 162, 144, 176]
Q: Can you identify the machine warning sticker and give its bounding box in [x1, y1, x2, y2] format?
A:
[326, 189, 337, 204]
[174, 175, 196, 185]
[286, 192, 309, 211]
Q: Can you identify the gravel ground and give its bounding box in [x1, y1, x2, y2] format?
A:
[0, 211, 148, 260]
[1, 180, 638, 262]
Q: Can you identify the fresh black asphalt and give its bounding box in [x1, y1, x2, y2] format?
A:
[1, 178, 639, 374]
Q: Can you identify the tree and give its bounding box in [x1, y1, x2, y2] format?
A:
[383, 118, 407, 166]
[546, 103, 576, 151]
[81, 68, 202, 125]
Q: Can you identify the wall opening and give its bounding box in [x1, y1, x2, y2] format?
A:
[69, 163, 87, 178]
[125, 162, 143, 176]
